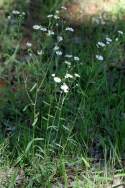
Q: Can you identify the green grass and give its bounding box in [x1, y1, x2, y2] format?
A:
[0, 0, 125, 187]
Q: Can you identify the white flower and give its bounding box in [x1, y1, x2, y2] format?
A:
[29, 53, 32, 57]
[54, 77, 61, 83]
[56, 10, 60, 14]
[8, 16, 11, 20]
[97, 41, 106, 48]
[96, 55, 104, 61]
[47, 14, 53, 18]
[37, 50, 43, 55]
[22, 12, 26, 16]
[61, 83, 69, 93]
[106, 37, 112, 42]
[65, 27, 74, 32]
[115, 37, 119, 41]
[74, 56, 80, 61]
[56, 51, 62, 56]
[47, 30, 54, 36]
[53, 45, 59, 51]
[65, 73, 73, 79]
[40, 26, 47, 32]
[64, 61, 71, 66]
[33, 25, 41, 30]
[61, 6, 67, 10]
[74, 73, 80, 78]
[54, 15, 60, 19]
[57, 36, 63, 42]
[106, 37, 112, 44]
[51, 74, 55, 77]
[106, 41, 110, 45]
[118, 30, 123, 35]
[26, 42, 32, 47]
[12, 10, 20, 15]
[65, 54, 73, 58]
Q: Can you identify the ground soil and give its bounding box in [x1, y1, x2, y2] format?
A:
[62, 0, 125, 24]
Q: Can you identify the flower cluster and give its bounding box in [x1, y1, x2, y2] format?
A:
[12, 10, 26, 17]
[96, 30, 124, 62]
[51, 69, 80, 93]
[29, 7, 81, 94]
[96, 55, 104, 61]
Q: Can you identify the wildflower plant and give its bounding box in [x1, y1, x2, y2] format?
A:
[1, 1, 125, 187]
[12, 6, 82, 155]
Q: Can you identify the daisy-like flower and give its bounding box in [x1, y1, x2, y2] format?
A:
[51, 74, 55, 77]
[64, 61, 71, 66]
[65, 73, 73, 79]
[118, 30, 123, 35]
[37, 50, 43, 55]
[53, 45, 60, 51]
[54, 77, 62, 83]
[47, 30, 54, 36]
[56, 51, 62, 56]
[56, 10, 59, 14]
[26, 42, 32, 47]
[74, 73, 80, 78]
[97, 41, 106, 48]
[106, 37, 112, 44]
[65, 27, 74, 32]
[61, 83, 69, 93]
[8, 16, 11, 20]
[61, 6, 67, 10]
[12, 10, 20, 15]
[22, 12, 26, 16]
[33, 25, 41, 30]
[57, 36, 63, 42]
[40, 26, 47, 32]
[65, 54, 73, 58]
[47, 14, 53, 18]
[96, 55, 104, 61]
[115, 38, 119, 41]
[54, 15, 60, 19]
[74, 56, 80, 61]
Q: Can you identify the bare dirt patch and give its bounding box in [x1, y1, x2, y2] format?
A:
[62, 0, 125, 24]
